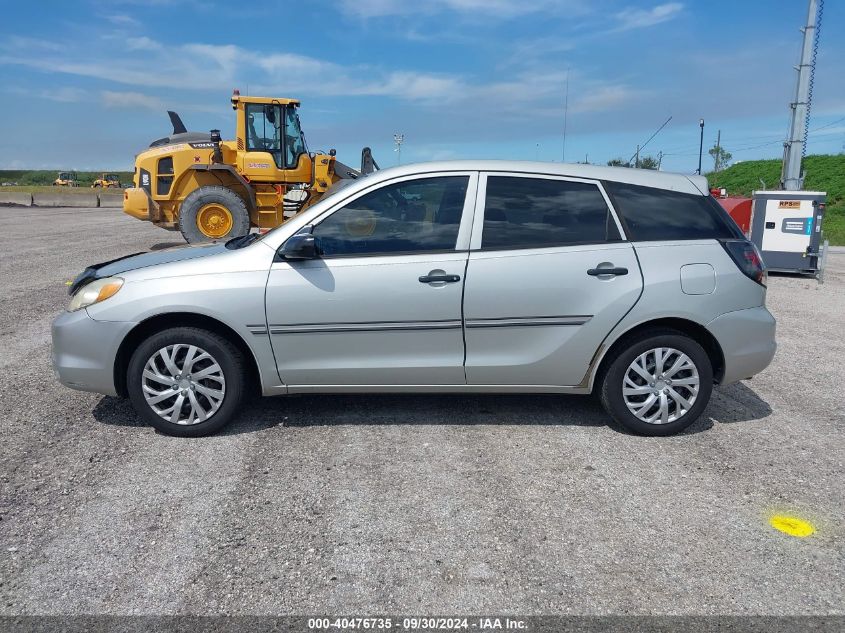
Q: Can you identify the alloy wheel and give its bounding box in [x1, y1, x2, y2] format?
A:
[622, 347, 700, 425]
[141, 344, 226, 425]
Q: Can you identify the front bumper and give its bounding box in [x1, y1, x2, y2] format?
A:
[707, 306, 777, 384]
[51, 309, 136, 396]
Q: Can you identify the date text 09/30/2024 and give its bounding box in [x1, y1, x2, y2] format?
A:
[307, 617, 528, 630]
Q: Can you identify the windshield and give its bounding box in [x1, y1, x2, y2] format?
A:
[284, 107, 306, 168]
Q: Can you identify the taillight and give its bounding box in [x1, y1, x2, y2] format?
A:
[720, 239, 767, 287]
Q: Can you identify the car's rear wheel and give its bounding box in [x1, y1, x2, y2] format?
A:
[599, 330, 713, 436]
[127, 327, 246, 437]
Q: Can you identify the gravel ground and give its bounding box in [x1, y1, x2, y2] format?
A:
[0, 207, 842, 616]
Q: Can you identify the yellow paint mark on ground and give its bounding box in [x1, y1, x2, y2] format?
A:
[769, 514, 816, 537]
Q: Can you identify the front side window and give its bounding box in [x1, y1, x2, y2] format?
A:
[481, 176, 621, 250]
[313, 176, 469, 257]
[245, 103, 282, 167]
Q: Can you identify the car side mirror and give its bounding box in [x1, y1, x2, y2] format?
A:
[279, 234, 319, 260]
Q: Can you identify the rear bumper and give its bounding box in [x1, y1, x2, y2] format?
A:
[707, 306, 777, 384]
[51, 309, 136, 396]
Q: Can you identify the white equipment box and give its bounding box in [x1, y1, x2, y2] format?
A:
[749, 190, 827, 276]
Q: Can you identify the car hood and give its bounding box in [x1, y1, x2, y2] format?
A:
[68, 243, 228, 295]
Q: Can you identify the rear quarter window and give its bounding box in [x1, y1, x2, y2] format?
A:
[604, 181, 742, 241]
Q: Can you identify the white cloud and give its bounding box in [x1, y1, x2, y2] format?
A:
[5, 36, 64, 52]
[1, 85, 88, 103]
[338, 0, 582, 18]
[102, 90, 163, 110]
[47, 87, 88, 103]
[0, 36, 464, 103]
[126, 36, 162, 51]
[0, 33, 641, 130]
[613, 2, 683, 31]
[358, 72, 463, 101]
[107, 14, 140, 27]
[570, 84, 640, 113]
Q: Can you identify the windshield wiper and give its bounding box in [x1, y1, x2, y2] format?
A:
[225, 233, 260, 250]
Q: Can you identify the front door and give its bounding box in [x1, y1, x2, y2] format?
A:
[463, 173, 643, 386]
[265, 173, 477, 388]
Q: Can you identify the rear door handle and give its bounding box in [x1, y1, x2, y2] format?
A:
[587, 267, 628, 276]
[419, 274, 461, 283]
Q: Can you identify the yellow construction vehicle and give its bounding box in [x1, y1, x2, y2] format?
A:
[53, 171, 78, 187]
[123, 91, 376, 243]
[92, 173, 122, 188]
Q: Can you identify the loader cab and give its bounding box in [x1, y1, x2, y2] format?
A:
[54, 171, 78, 187]
[234, 95, 311, 184]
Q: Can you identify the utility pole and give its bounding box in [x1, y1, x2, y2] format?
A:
[697, 118, 705, 174]
[715, 129, 721, 172]
[393, 133, 404, 165]
[635, 145, 640, 168]
[657, 151, 663, 170]
[782, 0, 820, 190]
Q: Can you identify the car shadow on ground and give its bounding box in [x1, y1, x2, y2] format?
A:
[706, 381, 773, 424]
[149, 241, 188, 251]
[91, 382, 772, 437]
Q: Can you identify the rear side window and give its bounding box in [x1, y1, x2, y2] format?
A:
[482, 176, 621, 250]
[604, 182, 742, 241]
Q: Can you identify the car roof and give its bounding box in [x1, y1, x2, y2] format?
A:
[359, 160, 708, 196]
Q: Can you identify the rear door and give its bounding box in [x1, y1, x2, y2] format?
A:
[463, 173, 642, 386]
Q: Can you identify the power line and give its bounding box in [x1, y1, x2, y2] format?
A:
[627, 116, 672, 164]
[661, 117, 844, 157]
[808, 115, 845, 133]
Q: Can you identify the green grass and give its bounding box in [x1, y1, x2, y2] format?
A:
[707, 154, 845, 245]
[0, 170, 133, 188]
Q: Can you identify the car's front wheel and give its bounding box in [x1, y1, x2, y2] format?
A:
[127, 327, 246, 437]
[599, 330, 713, 436]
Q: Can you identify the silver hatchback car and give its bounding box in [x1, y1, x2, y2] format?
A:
[52, 161, 776, 437]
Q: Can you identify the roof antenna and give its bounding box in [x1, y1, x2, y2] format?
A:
[562, 67, 570, 163]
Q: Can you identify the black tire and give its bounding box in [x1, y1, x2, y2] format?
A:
[599, 329, 713, 436]
[127, 327, 247, 437]
[178, 186, 250, 244]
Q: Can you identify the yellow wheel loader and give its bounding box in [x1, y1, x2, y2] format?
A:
[53, 171, 78, 187]
[92, 173, 122, 188]
[123, 91, 377, 243]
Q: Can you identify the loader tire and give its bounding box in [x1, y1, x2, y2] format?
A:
[178, 186, 250, 244]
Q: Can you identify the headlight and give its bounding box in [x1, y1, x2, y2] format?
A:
[68, 277, 124, 312]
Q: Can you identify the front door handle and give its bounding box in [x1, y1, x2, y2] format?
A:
[419, 273, 461, 283]
[587, 267, 628, 276]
